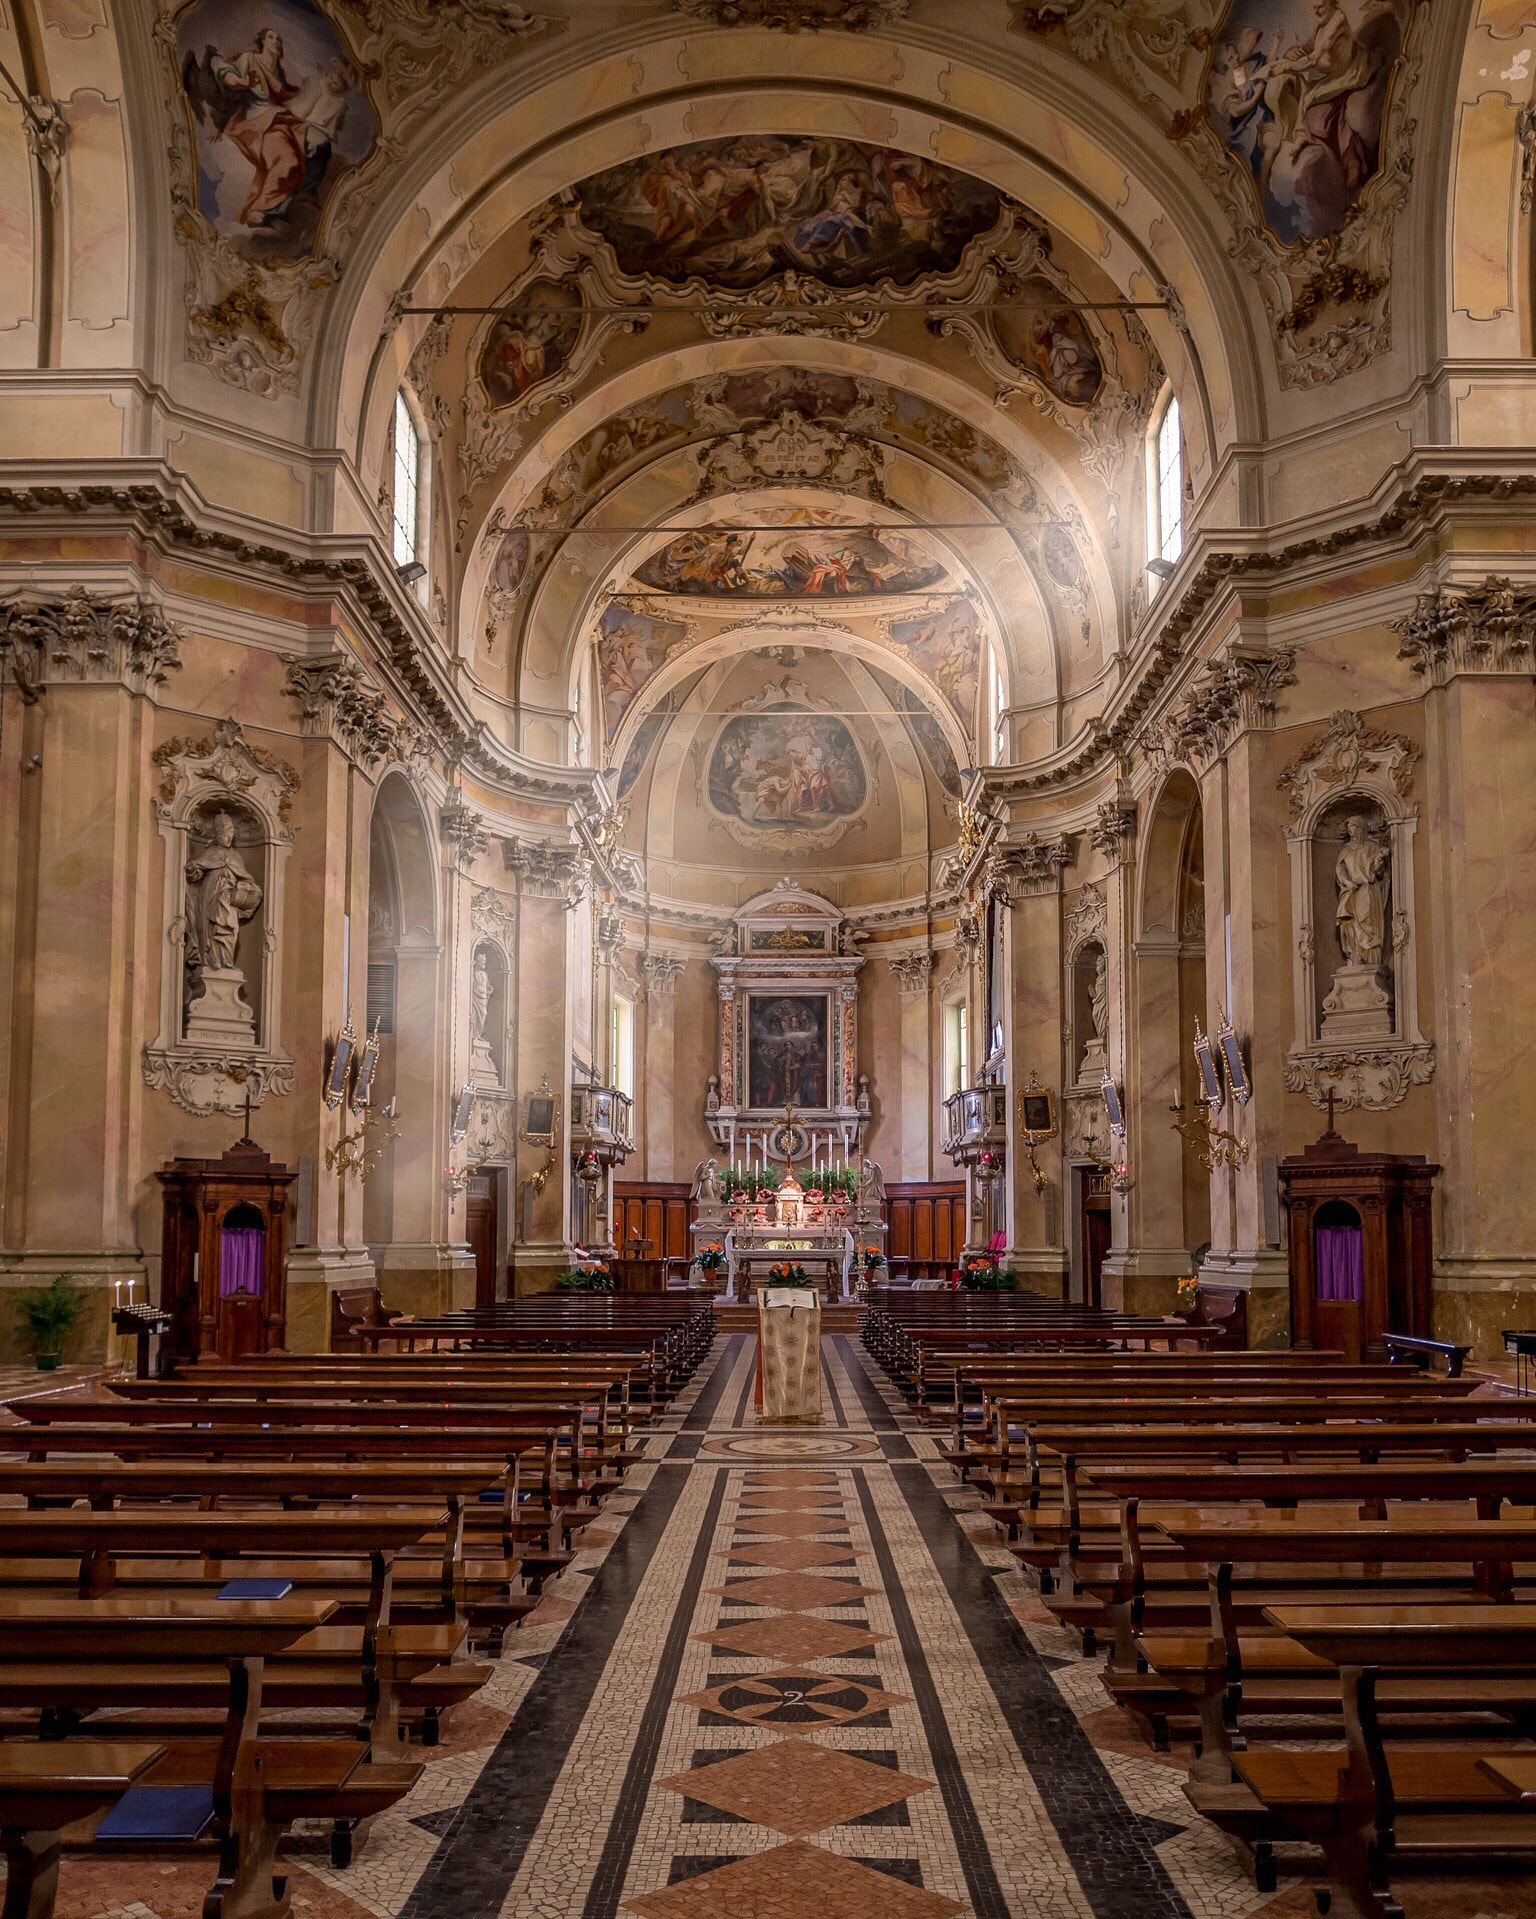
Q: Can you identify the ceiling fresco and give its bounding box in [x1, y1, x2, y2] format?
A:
[1204, 0, 1409, 244]
[574, 138, 1007, 292]
[630, 523, 947, 599]
[708, 705, 867, 829]
[176, 0, 377, 265]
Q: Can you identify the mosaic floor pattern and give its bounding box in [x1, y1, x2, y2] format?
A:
[31, 1332, 1536, 1919]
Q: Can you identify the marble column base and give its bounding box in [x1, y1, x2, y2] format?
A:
[372, 1241, 477, 1318]
[284, 1246, 375, 1353]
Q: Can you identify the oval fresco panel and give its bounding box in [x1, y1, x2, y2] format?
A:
[479, 280, 583, 408]
[709, 707, 867, 830]
[577, 137, 1005, 291]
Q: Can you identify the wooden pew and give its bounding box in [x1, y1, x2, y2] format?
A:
[1198, 1604, 1536, 1919]
[0, 1593, 424, 1918]
[0, 1741, 165, 1919]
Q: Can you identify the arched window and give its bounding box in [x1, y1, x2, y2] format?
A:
[391, 388, 423, 572]
[1151, 392, 1183, 578]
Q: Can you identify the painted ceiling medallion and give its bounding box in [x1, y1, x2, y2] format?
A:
[673, 0, 910, 29]
[632, 523, 946, 601]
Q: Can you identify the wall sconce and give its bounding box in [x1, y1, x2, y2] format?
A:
[326, 1098, 400, 1178]
[1168, 1096, 1250, 1173]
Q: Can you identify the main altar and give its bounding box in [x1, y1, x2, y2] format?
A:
[692, 883, 886, 1299]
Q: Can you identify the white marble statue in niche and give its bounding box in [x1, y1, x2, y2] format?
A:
[1073, 941, 1110, 1086]
[184, 807, 263, 1046]
[469, 944, 504, 1087]
[1320, 808, 1393, 1040]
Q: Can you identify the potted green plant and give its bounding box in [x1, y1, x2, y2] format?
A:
[16, 1275, 82, 1369]
[555, 1262, 615, 1293]
[958, 1256, 1017, 1293]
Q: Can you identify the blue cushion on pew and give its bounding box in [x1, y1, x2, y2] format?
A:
[95, 1786, 216, 1842]
[217, 1577, 293, 1601]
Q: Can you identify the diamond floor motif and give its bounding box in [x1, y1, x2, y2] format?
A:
[697, 1615, 889, 1662]
[710, 1571, 874, 1611]
[659, 1739, 934, 1836]
[729, 1540, 859, 1571]
[623, 1839, 967, 1919]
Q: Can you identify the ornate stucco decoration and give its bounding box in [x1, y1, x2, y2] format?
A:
[1165, 643, 1296, 768]
[281, 654, 401, 771]
[1065, 881, 1108, 950]
[890, 950, 935, 996]
[160, 0, 561, 398]
[1009, 0, 1431, 388]
[691, 411, 888, 502]
[441, 794, 489, 871]
[1278, 709, 1419, 824]
[673, 0, 909, 25]
[637, 951, 686, 998]
[533, 186, 1042, 345]
[471, 888, 517, 945]
[1395, 575, 1536, 686]
[1088, 802, 1137, 864]
[0, 587, 182, 697]
[991, 833, 1075, 900]
[503, 837, 591, 905]
[143, 722, 298, 1117]
[440, 800, 490, 869]
[1279, 710, 1430, 1112]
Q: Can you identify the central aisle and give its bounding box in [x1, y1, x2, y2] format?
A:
[390, 1334, 1257, 1919]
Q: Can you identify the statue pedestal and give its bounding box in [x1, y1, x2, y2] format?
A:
[469, 1038, 501, 1087]
[184, 967, 257, 1047]
[756, 1287, 821, 1424]
[1320, 962, 1392, 1042]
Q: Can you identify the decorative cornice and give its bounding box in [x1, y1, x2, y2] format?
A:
[1395, 574, 1536, 686]
[0, 586, 182, 698]
[889, 950, 935, 996]
[281, 652, 401, 770]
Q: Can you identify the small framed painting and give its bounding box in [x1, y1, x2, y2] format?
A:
[1192, 1020, 1224, 1112]
[325, 1016, 355, 1111]
[450, 1081, 476, 1146]
[1217, 1011, 1252, 1107]
[523, 1090, 558, 1147]
[1018, 1073, 1057, 1141]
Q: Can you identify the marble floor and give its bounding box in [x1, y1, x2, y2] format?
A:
[33, 1334, 1536, 1919]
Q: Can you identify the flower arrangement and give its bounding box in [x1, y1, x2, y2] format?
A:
[959, 1255, 1017, 1293]
[767, 1261, 809, 1285]
[693, 1243, 726, 1273]
[1175, 1274, 1200, 1314]
[859, 1245, 885, 1271]
[556, 1261, 615, 1292]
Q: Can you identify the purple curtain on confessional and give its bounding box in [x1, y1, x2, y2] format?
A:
[219, 1227, 265, 1298]
[1314, 1226, 1364, 1302]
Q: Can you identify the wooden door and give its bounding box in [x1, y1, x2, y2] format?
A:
[466, 1171, 500, 1308]
[1079, 1169, 1111, 1309]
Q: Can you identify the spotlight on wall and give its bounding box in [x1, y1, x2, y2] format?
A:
[1145, 558, 1176, 581]
[397, 560, 427, 585]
